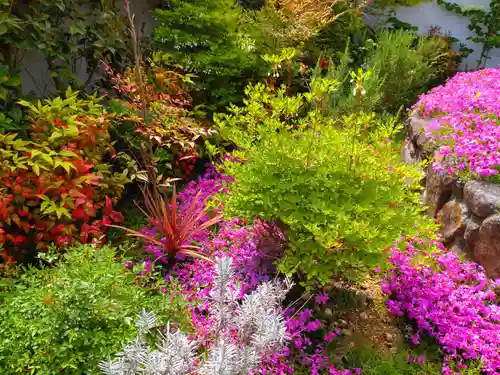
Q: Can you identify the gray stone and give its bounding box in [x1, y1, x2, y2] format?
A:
[450, 236, 467, 256]
[355, 291, 368, 306]
[436, 200, 469, 244]
[407, 113, 428, 140]
[416, 132, 429, 148]
[407, 113, 438, 155]
[452, 180, 465, 200]
[464, 180, 500, 218]
[474, 214, 500, 279]
[424, 161, 454, 217]
[464, 215, 483, 252]
[401, 143, 418, 165]
[338, 319, 348, 328]
[342, 329, 353, 337]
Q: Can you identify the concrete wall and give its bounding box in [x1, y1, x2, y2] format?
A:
[365, 0, 500, 70]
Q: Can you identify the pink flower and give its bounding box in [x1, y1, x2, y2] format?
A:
[315, 293, 329, 305]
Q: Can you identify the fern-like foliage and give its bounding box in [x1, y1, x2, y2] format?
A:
[100, 257, 292, 375]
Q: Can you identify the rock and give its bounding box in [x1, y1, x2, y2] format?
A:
[355, 292, 368, 306]
[416, 132, 429, 148]
[407, 113, 428, 141]
[437, 200, 469, 244]
[338, 319, 348, 328]
[406, 113, 436, 161]
[452, 180, 465, 200]
[450, 236, 467, 256]
[342, 329, 353, 337]
[464, 180, 500, 218]
[464, 215, 482, 252]
[424, 161, 454, 217]
[401, 143, 417, 165]
[324, 308, 333, 317]
[474, 215, 500, 278]
[359, 312, 369, 321]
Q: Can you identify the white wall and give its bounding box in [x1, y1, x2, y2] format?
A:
[382, 0, 500, 70]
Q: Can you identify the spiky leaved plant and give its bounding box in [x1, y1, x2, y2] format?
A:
[100, 257, 292, 375]
[110, 148, 222, 264]
[111, 184, 222, 262]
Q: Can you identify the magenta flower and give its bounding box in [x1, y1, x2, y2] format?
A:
[383, 236, 500, 374]
[315, 293, 329, 305]
[414, 69, 500, 178]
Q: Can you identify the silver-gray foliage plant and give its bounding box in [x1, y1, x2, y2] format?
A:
[100, 257, 292, 375]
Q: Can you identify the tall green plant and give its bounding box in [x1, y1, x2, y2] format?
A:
[153, 0, 269, 109]
[319, 29, 459, 116]
[217, 80, 436, 287]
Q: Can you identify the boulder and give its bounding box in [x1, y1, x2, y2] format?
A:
[406, 113, 436, 160]
[424, 162, 454, 217]
[474, 215, 500, 279]
[401, 143, 418, 165]
[452, 180, 465, 200]
[450, 236, 467, 256]
[436, 200, 469, 244]
[464, 215, 483, 252]
[464, 180, 500, 218]
[407, 113, 428, 141]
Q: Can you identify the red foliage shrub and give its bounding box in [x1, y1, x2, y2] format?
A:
[0, 89, 129, 267]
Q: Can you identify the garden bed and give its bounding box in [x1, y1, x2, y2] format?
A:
[404, 69, 500, 279]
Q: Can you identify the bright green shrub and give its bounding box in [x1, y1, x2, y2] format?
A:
[218, 81, 436, 286]
[320, 29, 461, 116]
[0, 244, 188, 374]
[153, 0, 268, 109]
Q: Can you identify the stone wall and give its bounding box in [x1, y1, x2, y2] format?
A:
[405, 113, 500, 279]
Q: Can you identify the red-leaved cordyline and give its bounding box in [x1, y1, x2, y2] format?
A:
[111, 182, 222, 263]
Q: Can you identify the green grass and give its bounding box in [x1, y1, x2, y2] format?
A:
[343, 345, 441, 375]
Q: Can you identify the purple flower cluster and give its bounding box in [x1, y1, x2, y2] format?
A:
[138, 165, 359, 374]
[413, 68, 500, 177]
[382, 236, 500, 374]
[256, 308, 351, 375]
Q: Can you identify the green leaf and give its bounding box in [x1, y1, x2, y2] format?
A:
[59, 150, 78, 158]
[38, 153, 54, 166]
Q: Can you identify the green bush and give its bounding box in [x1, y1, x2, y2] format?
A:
[0, 0, 129, 97]
[337, 340, 482, 375]
[320, 29, 460, 116]
[0, 245, 188, 374]
[217, 81, 436, 286]
[340, 345, 442, 375]
[153, 0, 269, 109]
